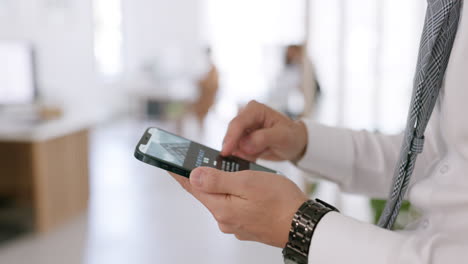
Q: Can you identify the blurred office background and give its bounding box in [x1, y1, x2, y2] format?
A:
[0, 0, 426, 263]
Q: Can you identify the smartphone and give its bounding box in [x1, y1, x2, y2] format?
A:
[134, 127, 278, 177]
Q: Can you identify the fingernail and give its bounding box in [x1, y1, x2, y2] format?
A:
[190, 169, 203, 187]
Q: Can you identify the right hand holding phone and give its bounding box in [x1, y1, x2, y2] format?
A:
[221, 100, 308, 163]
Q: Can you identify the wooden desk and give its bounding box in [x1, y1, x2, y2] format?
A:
[0, 114, 92, 233]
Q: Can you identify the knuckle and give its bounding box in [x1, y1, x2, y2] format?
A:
[218, 224, 233, 234]
[246, 100, 263, 112]
[213, 207, 234, 225]
[247, 100, 258, 107]
[235, 234, 247, 241]
[214, 212, 229, 224]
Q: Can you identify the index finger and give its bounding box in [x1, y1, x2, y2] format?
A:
[221, 101, 265, 156]
[168, 172, 192, 192]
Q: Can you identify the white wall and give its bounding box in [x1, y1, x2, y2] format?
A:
[121, 0, 203, 78]
[0, 0, 97, 111]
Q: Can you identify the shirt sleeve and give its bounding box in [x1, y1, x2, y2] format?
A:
[296, 118, 441, 198]
[307, 212, 455, 264]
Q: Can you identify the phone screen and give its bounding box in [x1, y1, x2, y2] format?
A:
[138, 128, 276, 173]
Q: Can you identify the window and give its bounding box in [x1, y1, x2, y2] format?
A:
[308, 0, 426, 133]
[93, 0, 123, 77]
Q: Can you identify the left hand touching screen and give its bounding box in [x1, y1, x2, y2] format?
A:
[169, 167, 307, 248]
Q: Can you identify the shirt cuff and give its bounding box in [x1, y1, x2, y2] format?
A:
[296, 120, 355, 187]
[308, 212, 405, 264]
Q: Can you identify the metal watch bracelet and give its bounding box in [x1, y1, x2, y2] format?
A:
[283, 199, 339, 264]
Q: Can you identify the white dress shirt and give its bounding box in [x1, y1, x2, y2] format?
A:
[297, 3, 468, 264]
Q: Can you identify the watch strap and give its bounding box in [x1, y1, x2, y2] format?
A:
[283, 199, 338, 264]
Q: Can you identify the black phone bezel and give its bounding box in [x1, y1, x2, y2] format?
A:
[134, 127, 279, 178]
[134, 128, 191, 178]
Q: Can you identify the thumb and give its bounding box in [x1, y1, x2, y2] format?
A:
[190, 167, 248, 197]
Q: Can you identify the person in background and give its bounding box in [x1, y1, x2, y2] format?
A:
[192, 48, 219, 128]
[268, 44, 321, 119]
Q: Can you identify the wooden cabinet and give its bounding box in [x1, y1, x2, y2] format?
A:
[0, 129, 89, 233]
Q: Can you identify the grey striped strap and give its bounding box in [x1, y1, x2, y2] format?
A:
[378, 0, 463, 229]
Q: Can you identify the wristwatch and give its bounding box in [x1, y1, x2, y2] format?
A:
[283, 199, 339, 264]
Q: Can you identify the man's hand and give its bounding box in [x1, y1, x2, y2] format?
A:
[170, 168, 308, 248]
[221, 100, 308, 162]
